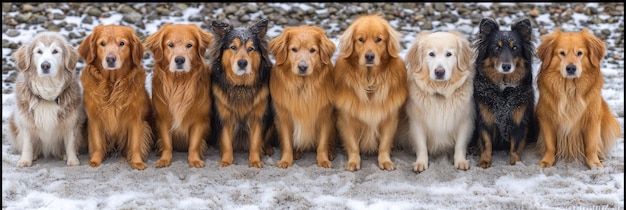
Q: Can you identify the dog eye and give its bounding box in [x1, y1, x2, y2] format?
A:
[230, 46, 237, 50]
[291, 47, 297, 52]
[358, 38, 364, 42]
[187, 44, 193, 48]
[310, 48, 316, 53]
[52, 49, 58, 54]
[577, 51, 583, 56]
[168, 43, 174, 48]
[100, 41, 105, 46]
[119, 41, 125, 46]
[428, 52, 435, 57]
[247, 47, 254, 52]
[559, 51, 565, 56]
[37, 50, 43, 54]
[446, 52, 452, 57]
[376, 38, 382, 43]
[512, 46, 518, 50]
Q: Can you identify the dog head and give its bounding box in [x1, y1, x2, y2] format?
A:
[406, 31, 473, 81]
[209, 18, 272, 86]
[269, 25, 336, 76]
[537, 29, 605, 78]
[13, 32, 79, 78]
[475, 18, 534, 75]
[145, 23, 213, 73]
[78, 25, 144, 70]
[338, 14, 402, 67]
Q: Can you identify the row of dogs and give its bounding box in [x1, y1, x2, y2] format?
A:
[9, 14, 621, 172]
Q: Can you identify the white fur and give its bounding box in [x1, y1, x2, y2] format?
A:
[232, 59, 253, 76]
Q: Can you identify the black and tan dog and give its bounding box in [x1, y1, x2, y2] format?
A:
[208, 19, 274, 168]
[472, 18, 538, 168]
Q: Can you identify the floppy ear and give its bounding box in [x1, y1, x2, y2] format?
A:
[144, 24, 167, 61]
[537, 30, 560, 71]
[338, 24, 354, 59]
[269, 27, 290, 66]
[581, 29, 605, 69]
[511, 18, 533, 42]
[63, 41, 79, 72]
[317, 29, 336, 65]
[251, 18, 269, 39]
[78, 26, 99, 65]
[129, 29, 144, 68]
[478, 18, 499, 37]
[195, 25, 213, 61]
[386, 23, 403, 58]
[13, 41, 32, 72]
[405, 32, 426, 73]
[453, 31, 474, 72]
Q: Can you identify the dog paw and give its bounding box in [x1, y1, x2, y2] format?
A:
[317, 160, 332, 168]
[219, 161, 232, 167]
[277, 160, 292, 168]
[88, 160, 101, 167]
[130, 162, 148, 170]
[537, 160, 553, 168]
[249, 161, 263, 168]
[189, 160, 205, 168]
[587, 161, 603, 169]
[379, 161, 395, 171]
[156, 159, 172, 168]
[16, 159, 33, 167]
[264, 147, 274, 156]
[328, 151, 336, 161]
[294, 151, 303, 160]
[455, 160, 469, 170]
[477, 160, 491, 169]
[345, 162, 360, 171]
[66, 158, 80, 166]
[412, 162, 427, 173]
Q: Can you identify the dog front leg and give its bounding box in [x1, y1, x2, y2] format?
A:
[64, 130, 80, 166]
[127, 119, 149, 170]
[537, 117, 556, 168]
[410, 117, 428, 172]
[454, 119, 473, 170]
[87, 121, 106, 167]
[187, 123, 208, 168]
[378, 115, 398, 171]
[338, 113, 361, 171]
[583, 122, 603, 169]
[16, 130, 34, 167]
[155, 112, 173, 168]
[248, 119, 264, 168]
[219, 121, 235, 167]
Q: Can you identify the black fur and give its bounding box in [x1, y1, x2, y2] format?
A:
[470, 18, 538, 165]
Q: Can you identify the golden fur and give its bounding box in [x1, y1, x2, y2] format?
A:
[269, 25, 337, 168]
[79, 25, 153, 170]
[399, 31, 476, 172]
[9, 32, 86, 167]
[535, 29, 621, 169]
[333, 14, 408, 171]
[145, 24, 213, 168]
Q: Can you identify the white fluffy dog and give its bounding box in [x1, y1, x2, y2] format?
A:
[9, 32, 86, 167]
[400, 31, 476, 172]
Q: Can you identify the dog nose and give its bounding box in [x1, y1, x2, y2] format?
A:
[237, 59, 248, 69]
[106, 55, 116, 64]
[175, 56, 185, 65]
[501, 63, 511, 72]
[566, 64, 577, 75]
[365, 51, 375, 62]
[298, 61, 308, 74]
[41, 61, 51, 73]
[435, 67, 445, 79]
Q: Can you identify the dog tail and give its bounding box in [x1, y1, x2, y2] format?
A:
[599, 101, 621, 159]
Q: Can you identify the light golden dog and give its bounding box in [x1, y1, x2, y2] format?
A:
[269, 25, 337, 168]
[333, 14, 408, 171]
[535, 29, 621, 169]
[400, 31, 475, 172]
[145, 23, 213, 168]
[79, 25, 153, 170]
[9, 32, 85, 167]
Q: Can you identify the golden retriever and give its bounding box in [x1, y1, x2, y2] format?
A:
[145, 24, 213, 168]
[9, 32, 85, 167]
[400, 31, 475, 172]
[333, 14, 408, 171]
[79, 25, 153, 170]
[269, 25, 337, 168]
[535, 29, 621, 169]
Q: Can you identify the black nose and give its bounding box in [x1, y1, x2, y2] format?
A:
[435, 67, 445, 79]
[106, 55, 116, 64]
[298, 61, 308, 74]
[175, 56, 185, 65]
[237, 59, 248, 69]
[41, 61, 51, 73]
[365, 51, 375, 62]
[566, 64, 577, 75]
[501, 63, 511, 72]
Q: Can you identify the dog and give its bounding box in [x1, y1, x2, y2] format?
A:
[535, 29, 621, 169]
[472, 18, 538, 168]
[333, 14, 408, 171]
[208, 19, 274, 168]
[9, 32, 85, 167]
[78, 25, 153, 170]
[144, 24, 213, 168]
[268, 25, 337, 168]
[400, 31, 476, 172]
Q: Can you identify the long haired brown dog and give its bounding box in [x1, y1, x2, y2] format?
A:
[535, 29, 621, 169]
[334, 14, 408, 171]
[208, 19, 274, 168]
[79, 25, 153, 170]
[145, 24, 213, 168]
[269, 25, 337, 168]
[9, 32, 85, 167]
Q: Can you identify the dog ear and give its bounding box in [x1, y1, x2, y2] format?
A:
[386, 24, 403, 59]
[479, 18, 499, 37]
[13, 41, 32, 72]
[195, 25, 213, 62]
[269, 27, 290, 66]
[512, 18, 533, 42]
[250, 18, 269, 39]
[129, 28, 144, 68]
[453, 31, 474, 72]
[537, 30, 561, 71]
[318, 29, 336, 65]
[63, 40, 79, 72]
[581, 29, 605, 69]
[405, 32, 427, 73]
[144, 24, 167, 62]
[338, 24, 354, 59]
[210, 20, 233, 39]
[78, 26, 99, 65]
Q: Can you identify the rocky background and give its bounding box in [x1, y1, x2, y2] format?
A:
[2, 2, 624, 94]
